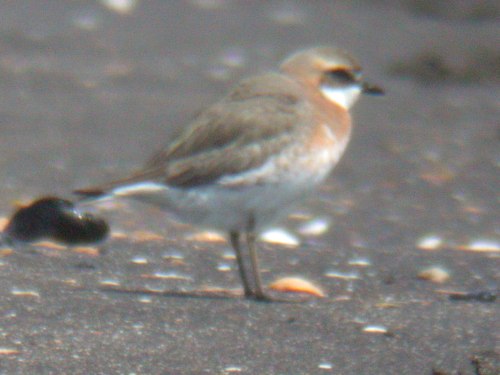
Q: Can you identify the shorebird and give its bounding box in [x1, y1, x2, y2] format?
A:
[75, 46, 383, 300]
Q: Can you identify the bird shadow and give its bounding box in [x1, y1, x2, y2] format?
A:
[98, 286, 312, 303]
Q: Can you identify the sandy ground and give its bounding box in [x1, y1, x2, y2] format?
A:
[0, 1, 498, 374]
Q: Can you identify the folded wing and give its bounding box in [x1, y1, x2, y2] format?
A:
[75, 74, 307, 196]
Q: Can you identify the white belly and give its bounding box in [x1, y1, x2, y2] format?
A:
[113, 137, 349, 232]
[126, 180, 311, 232]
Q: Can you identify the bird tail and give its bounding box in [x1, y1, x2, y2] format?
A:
[73, 168, 163, 200]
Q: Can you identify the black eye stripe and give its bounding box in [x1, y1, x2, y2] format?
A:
[327, 69, 355, 83]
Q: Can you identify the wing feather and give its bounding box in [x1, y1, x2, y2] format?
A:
[75, 73, 307, 195]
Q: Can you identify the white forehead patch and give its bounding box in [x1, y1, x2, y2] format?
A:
[320, 85, 361, 109]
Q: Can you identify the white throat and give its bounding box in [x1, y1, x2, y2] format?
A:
[320, 85, 361, 109]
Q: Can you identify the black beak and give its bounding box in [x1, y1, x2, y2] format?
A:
[362, 82, 385, 95]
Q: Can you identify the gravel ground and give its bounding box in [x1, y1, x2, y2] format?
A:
[0, 1, 498, 374]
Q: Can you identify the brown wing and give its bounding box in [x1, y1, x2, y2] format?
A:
[147, 74, 302, 163]
[75, 74, 306, 195]
[163, 127, 294, 187]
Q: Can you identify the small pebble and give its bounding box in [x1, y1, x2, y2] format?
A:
[100, 0, 137, 15]
[324, 270, 359, 280]
[417, 234, 443, 250]
[0, 347, 20, 355]
[34, 241, 66, 250]
[298, 217, 330, 236]
[260, 228, 300, 247]
[222, 250, 236, 260]
[418, 266, 450, 283]
[269, 277, 325, 297]
[362, 325, 389, 334]
[130, 230, 164, 242]
[217, 262, 232, 272]
[458, 239, 500, 252]
[142, 271, 192, 281]
[224, 366, 243, 373]
[318, 362, 333, 370]
[131, 256, 149, 265]
[11, 288, 40, 298]
[185, 231, 226, 243]
[73, 246, 100, 256]
[110, 230, 128, 240]
[99, 279, 121, 287]
[138, 295, 153, 303]
[347, 257, 371, 267]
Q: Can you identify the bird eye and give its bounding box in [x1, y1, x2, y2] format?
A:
[327, 69, 355, 83]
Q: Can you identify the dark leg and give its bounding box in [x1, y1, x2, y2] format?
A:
[245, 215, 266, 300]
[229, 231, 253, 297]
